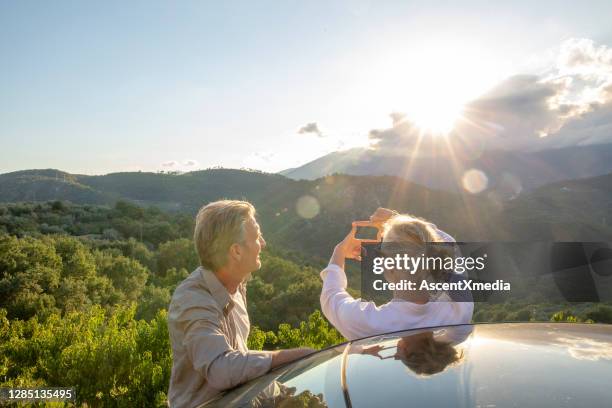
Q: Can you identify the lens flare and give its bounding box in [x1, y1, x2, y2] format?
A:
[462, 169, 488, 194]
[296, 195, 320, 219]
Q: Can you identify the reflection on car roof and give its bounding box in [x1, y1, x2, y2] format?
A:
[201, 323, 612, 408]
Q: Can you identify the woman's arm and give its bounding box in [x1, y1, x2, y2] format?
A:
[320, 222, 383, 340]
[319, 262, 382, 341]
[321, 209, 399, 339]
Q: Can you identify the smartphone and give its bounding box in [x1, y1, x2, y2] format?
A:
[352, 221, 382, 242]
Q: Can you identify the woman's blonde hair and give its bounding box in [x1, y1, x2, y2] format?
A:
[382, 214, 444, 244]
[382, 214, 454, 283]
[193, 200, 255, 271]
[399, 336, 464, 376]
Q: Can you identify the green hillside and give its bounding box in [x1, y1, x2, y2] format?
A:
[1, 191, 611, 406]
[0, 202, 340, 406]
[0, 169, 113, 204]
[2, 168, 612, 256]
[500, 174, 612, 241]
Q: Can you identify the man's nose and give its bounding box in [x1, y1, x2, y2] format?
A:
[260, 237, 267, 248]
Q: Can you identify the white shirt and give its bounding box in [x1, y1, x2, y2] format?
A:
[319, 264, 474, 341]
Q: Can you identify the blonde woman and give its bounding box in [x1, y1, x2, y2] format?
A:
[320, 208, 474, 341]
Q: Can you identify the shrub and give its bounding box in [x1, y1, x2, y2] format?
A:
[585, 306, 612, 324]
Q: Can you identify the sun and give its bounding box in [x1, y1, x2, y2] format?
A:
[373, 64, 470, 136]
[361, 38, 497, 137]
[406, 101, 463, 135]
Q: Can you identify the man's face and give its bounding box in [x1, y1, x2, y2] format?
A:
[238, 216, 266, 274]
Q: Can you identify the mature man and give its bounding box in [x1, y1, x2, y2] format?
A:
[168, 200, 313, 408]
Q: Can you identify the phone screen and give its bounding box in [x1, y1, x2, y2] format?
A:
[354, 225, 380, 241]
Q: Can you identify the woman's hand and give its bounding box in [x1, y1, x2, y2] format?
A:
[361, 345, 384, 358]
[329, 225, 362, 268]
[338, 224, 363, 260]
[329, 212, 396, 269]
[369, 207, 398, 224]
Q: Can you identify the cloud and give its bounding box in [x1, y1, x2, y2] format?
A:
[241, 151, 278, 172]
[457, 75, 566, 149]
[254, 152, 274, 162]
[161, 159, 200, 171]
[557, 38, 612, 80]
[555, 336, 612, 362]
[539, 100, 612, 148]
[365, 75, 569, 154]
[183, 159, 199, 167]
[367, 38, 612, 154]
[298, 122, 324, 137]
[368, 114, 425, 152]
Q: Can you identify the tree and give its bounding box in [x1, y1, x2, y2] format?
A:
[585, 306, 612, 323]
[94, 251, 149, 302]
[273, 310, 344, 349]
[51, 200, 67, 212]
[142, 221, 179, 247]
[156, 239, 199, 277]
[136, 285, 171, 321]
[114, 201, 145, 220]
[551, 310, 579, 322]
[0, 235, 62, 319]
[53, 236, 97, 280]
[149, 267, 189, 291]
[1, 306, 172, 407]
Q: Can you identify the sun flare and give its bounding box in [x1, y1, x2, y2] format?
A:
[406, 102, 463, 135]
[364, 38, 499, 138]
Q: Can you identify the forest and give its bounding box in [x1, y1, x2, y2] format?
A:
[1, 199, 611, 407]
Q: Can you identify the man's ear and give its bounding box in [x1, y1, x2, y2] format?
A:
[229, 243, 242, 262]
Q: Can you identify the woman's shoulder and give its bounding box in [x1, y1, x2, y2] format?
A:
[375, 300, 430, 320]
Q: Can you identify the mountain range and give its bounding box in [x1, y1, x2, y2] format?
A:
[1, 168, 611, 261]
[280, 143, 612, 194]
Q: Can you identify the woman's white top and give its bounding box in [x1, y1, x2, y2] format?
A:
[319, 264, 474, 340]
[319, 225, 474, 341]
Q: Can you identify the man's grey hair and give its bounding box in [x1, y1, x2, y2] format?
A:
[193, 200, 255, 271]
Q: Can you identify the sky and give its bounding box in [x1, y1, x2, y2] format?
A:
[1, 1, 612, 175]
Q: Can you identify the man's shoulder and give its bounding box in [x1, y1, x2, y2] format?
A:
[173, 267, 205, 292]
[168, 267, 220, 320]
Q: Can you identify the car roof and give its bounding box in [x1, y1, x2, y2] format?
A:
[202, 323, 612, 407]
[345, 323, 612, 407]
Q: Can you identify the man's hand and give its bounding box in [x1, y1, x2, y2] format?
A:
[270, 347, 316, 368]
